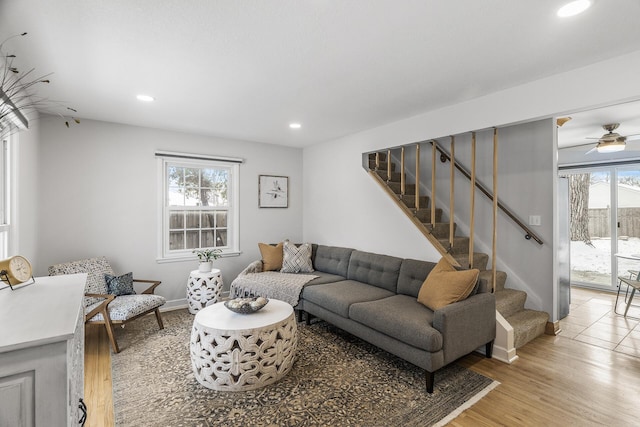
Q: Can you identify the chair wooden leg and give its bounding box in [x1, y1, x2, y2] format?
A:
[101, 312, 120, 354]
[155, 309, 165, 329]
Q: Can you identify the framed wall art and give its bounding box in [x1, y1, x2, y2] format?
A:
[259, 175, 288, 208]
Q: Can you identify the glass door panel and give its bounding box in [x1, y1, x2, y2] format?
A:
[568, 169, 614, 289]
[616, 167, 640, 282]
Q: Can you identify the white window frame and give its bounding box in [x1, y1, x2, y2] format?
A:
[0, 128, 16, 259]
[156, 152, 241, 262]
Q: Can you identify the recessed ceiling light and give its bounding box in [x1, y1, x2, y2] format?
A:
[557, 0, 592, 17]
[289, 123, 302, 129]
[136, 94, 155, 102]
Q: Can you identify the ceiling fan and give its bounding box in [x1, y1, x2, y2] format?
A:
[583, 123, 640, 154]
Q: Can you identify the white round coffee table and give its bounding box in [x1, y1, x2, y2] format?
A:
[186, 269, 223, 314]
[190, 299, 297, 391]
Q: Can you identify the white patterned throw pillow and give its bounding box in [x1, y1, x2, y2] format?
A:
[281, 241, 314, 273]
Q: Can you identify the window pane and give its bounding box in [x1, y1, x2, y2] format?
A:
[167, 166, 183, 187]
[186, 230, 199, 249]
[201, 230, 215, 248]
[169, 231, 184, 250]
[202, 212, 215, 228]
[168, 186, 185, 206]
[216, 212, 227, 227]
[199, 189, 214, 206]
[186, 211, 200, 229]
[216, 230, 227, 247]
[169, 211, 184, 229]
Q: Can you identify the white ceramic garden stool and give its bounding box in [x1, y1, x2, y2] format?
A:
[186, 269, 223, 314]
[190, 299, 297, 391]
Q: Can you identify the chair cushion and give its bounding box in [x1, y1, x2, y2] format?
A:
[105, 272, 135, 296]
[349, 294, 442, 352]
[86, 294, 166, 322]
[49, 257, 114, 305]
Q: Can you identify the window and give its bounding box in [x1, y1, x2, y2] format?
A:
[158, 153, 241, 261]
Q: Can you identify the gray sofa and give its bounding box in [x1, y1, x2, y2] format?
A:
[234, 244, 496, 393]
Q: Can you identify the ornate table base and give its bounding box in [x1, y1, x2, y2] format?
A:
[187, 269, 223, 314]
[190, 299, 297, 391]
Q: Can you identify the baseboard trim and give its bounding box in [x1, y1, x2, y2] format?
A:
[491, 344, 519, 364]
[545, 320, 560, 336]
[161, 298, 188, 311]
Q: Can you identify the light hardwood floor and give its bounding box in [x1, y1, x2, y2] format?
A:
[84, 288, 640, 426]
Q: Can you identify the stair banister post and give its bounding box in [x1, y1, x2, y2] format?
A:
[431, 140, 437, 229]
[469, 132, 476, 269]
[401, 147, 406, 196]
[449, 136, 455, 251]
[387, 149, 391, 182]
[415, 144, 420, 212]
[375, 152, 380, 170]
[492, 127, 498, 293]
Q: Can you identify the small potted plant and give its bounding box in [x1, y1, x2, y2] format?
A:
[193, 248, 222, 273]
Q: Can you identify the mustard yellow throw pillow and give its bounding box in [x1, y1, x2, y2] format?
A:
[417, 257, 480, 311]
[258, 242, 283, 271]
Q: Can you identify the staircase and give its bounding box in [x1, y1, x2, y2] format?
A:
[367, 151, 549, 351]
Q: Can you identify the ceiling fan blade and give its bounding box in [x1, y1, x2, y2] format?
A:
[625, 134, 640, 141]
[585, 146, 598, 155]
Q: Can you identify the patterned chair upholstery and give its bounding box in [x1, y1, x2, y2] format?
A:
[48, 256, 166, 353]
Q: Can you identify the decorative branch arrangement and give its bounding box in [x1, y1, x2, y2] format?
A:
[0, 32, 79, 129]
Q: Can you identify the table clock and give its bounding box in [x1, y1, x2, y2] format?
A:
[0, 255, 35, 290]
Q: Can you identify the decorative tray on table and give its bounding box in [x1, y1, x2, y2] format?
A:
[224, 297, 269, 314]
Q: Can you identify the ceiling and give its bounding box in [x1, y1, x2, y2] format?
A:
[2, 0, 640, 147]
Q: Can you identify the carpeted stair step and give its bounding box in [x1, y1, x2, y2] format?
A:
[376, 170, 402, 182]
[478, 270, 508, 292]
[438, 236, 469, 255]
[414, 208, 442, 223]
[495, 289, 527, 319]
[368, 152, 387, 162]
[387, 182, 416, 195]
[401, 195, 430, 209]
[506, 309, 549, 349]
[369, 159, 396, 172]
[425, 222, 457, 239]
[452, 252, 489, 270]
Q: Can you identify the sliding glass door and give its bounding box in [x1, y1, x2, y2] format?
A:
[564, 164, 640, 290]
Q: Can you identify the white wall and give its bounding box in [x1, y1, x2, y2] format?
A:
[303, 49, 640, 320]
[36, 117, 303, 306]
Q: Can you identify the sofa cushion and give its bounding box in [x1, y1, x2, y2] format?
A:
[281, 241, 314, 273]
[258, 242, 284, 271]
[304, 271, 347, 286]
[417, 258, 479, 311]
[346, 251, 402, 292]
[397, 259, 438, 297]
[314, 245, 354, 277]
[349, 294, 443, 352]
[302, 280, 394, 318]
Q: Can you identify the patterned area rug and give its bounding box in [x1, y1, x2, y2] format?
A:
[111, 309, 498, 427]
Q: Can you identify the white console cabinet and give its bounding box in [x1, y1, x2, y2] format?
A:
[0, 273, 86, 427]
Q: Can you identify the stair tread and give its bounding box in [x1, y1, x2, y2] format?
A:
[495, 289, 527, 318]
[506, 309, 549, 348]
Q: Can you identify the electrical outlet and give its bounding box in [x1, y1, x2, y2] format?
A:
[529, 215, 541, 226]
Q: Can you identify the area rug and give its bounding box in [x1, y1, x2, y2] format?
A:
[111, 309, 498, 427]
